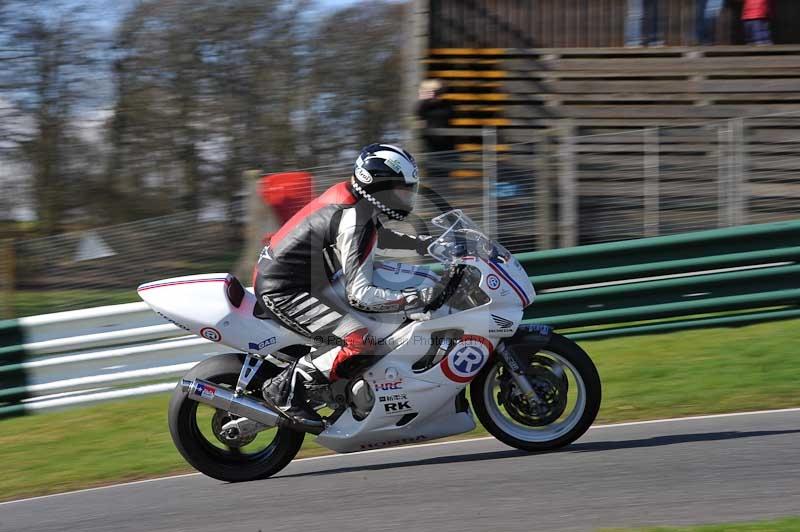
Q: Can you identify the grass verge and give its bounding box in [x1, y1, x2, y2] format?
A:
[2, 318, 799, 502]
[12, 289, 140, 318]
[603, 516, 800, 531]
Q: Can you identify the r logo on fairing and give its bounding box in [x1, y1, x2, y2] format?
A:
[200, 327, 222, 342]
[440, 336, 492, 383]
[453, 347, 484, 374]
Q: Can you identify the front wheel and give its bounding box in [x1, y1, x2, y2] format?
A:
[471, 333, 601, 452]
[168, 353, 305, 482]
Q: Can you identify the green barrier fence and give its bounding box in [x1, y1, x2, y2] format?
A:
[519, 219, 800, 337]
[0, 319, 30, 415]
[0, 219, 798, 417]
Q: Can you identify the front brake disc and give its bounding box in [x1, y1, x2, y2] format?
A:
[505, 355, 569, 426]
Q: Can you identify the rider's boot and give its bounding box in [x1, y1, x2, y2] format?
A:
[263, 328, 373, 422]
[262, 358, 324, 424]
[330, 328, 373, 381]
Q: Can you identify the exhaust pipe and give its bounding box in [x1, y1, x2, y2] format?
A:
[180, 378, 324, 434]
[181, 378, 280, 426]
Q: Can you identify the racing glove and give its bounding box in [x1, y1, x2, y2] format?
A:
[415, 235, 434, 256]
[402, 286, 441, 320]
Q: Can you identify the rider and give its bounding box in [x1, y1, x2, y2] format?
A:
[254, 143, 436, 423]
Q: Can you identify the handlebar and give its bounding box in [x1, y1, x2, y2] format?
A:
[424, 263, 466, 313]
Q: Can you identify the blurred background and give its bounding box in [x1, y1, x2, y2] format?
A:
[1, 0, 800, 318]
[2, 2, 800, 515]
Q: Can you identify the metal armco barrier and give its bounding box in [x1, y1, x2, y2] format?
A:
[0, 305, 230, 418]
[519, 219, 800, 335]
[2, 220, 799, 417]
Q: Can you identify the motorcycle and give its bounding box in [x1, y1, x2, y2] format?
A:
[138, 209, 601, 482]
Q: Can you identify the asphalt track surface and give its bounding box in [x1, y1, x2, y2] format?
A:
[3, 408, 800, 532]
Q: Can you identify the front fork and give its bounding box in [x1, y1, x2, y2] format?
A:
[494, 324, 554, 402]
[495, 343, 539, 401]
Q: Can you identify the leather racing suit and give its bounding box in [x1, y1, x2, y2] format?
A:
[253, 181, 425, 380]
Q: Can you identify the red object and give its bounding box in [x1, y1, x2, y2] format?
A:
[268, 181, 356, 248]
[330, 328, 371, 381]
[742, 0, 770, 20]
[258, 172, 315, 225]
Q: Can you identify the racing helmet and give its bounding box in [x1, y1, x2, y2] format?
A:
[351, 143, 419, 220]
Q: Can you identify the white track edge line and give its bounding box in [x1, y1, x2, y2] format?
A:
[3, 405, 799, 506]
[591, 406, 800, 429]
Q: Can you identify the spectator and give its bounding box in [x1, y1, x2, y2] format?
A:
[696, 0, 725, 45]
[625, 0, 664, 47]
[416, 79, 455, 153]
[415, 79, 455, 193]
[742, 0, 772, 45]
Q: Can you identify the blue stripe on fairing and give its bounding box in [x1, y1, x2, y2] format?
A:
[491, 260, 529, 306]
[377, 264, 438, 281]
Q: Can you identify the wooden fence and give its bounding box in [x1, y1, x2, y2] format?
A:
[418, 45, 800, 246]
[429, 0, 800, 48]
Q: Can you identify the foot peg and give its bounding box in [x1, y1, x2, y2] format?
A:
[261, 358, 328, 434]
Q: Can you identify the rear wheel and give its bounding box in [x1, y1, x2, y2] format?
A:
[168, 353, 304, 482]
[471, 333, 600, 452]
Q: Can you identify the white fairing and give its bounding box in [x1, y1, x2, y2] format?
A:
[137, 274, 308, 355]
[138, 210, 536, 454]
[136, 260, 443, 357]
[317, 256, 534, 452]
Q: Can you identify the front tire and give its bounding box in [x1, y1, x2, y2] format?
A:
[471, 333, 601, 452]
[168, 353, 305, 482]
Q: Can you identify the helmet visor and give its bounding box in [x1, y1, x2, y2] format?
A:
[393, 181, 418, 212]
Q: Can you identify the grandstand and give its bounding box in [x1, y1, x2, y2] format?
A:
[413, 0, 800, 247]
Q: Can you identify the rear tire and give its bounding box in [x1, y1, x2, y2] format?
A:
[471, 333, 601, 452]
[168, 353, 305, 482]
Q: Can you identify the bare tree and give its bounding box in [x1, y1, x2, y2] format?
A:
[306, 2, 409, 164]
[110, 0, 313, 217]
[1, 0, 411, 229]
[0, 0, 107, 233]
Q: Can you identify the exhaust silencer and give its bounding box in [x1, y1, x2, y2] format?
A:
[181, 378, 281, 427]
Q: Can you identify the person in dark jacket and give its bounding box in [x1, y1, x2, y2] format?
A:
[416, 79, 456, 197]
[416, 79, 455, 153]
